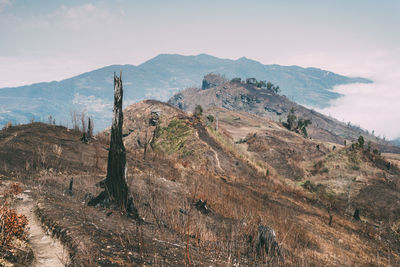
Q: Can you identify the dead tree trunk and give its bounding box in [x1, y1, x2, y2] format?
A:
[87, 117, 94, 139]
[215, 111, 219, 131]
[68, 178, 73, 196]
[89, 72, 138, 218]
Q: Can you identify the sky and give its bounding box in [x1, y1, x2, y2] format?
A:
[0, 0, 399, 139]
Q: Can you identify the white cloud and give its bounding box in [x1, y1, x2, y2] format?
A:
[0, 0, 13, 12]
[72, 93, 112, 114]
[317, 50, 400, 140]
[0, 2, 399, 140]
[47, 4, 124, 29]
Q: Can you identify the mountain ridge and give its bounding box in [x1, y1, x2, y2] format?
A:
[168, 74, 398, 153]
[0, 53, 371, 131]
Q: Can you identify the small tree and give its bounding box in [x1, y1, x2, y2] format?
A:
[283, 108, 311, 138]
[357, 136, 365, 149]
[266, 81, 273, 91]
[194, 105, 203, 118]
[286, 108, 297, 131]
[206, 114, 214, 123]
[231, 77, 242, 83]
[256, 80, 266, 88]
[265, 81, 280, 94]
[272, 85, 280, 94]
[246, 78, 257, 85]
[297, 118, 311, 137]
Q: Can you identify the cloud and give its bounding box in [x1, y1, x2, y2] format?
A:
[47, 4, 125, 30]
[0, 2, 399, 140]
[317, 49, 400, 140]
[0, 0, 13, 12]
[0, 3, 125, 34]
[72, 93, 112, 114]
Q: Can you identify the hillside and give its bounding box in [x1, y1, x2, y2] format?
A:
[0, 54, 371, 131]
[1, 100, 399, 266]
[168, 74, 400, 153]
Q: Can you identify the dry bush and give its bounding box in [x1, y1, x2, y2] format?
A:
[0, 183, 29, 251]
[96, 131, 110, 147]
[28, 144, 63, 172]
[2, 121, 12, 130]
[70, 110, 89, 133]
[52, 144, 63, 158]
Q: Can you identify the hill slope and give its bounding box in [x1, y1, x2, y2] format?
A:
[1, 101, 400, 266]
[168, 75, 399, 153]
[0, 54, 370, 130]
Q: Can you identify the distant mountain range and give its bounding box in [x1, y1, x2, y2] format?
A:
[391, 138, 400, 146]
[0, 53, 371, 131]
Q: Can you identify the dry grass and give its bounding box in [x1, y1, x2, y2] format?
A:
[1, 106, 400, 266]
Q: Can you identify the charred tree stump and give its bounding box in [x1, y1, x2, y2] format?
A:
[88, 72, 139, 219]
[68, 178, 73, 196]
[87, 117, 94, 139]
[353, 208, 360, 221]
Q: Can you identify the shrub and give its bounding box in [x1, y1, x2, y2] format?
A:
[3, 121, 12, 130]
[300, 180, 325, 193]
[284, 108, 297, 131]
[194, 105, 203, 118]
[231, 77, 242, 83]
[153, 119, 193, 156]
[0, 183, 28, 249]
[283, 108, 311, 137]
[256, 80, 266, 88]
[357, 136, 365, 149]
[297, 118, 311, 137]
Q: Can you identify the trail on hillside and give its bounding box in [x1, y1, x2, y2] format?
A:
[16, 188, 68, 267]
[195, 127, 223, 171]
[193, 121, 261, 180]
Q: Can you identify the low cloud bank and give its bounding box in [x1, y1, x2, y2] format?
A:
[318, 50, 400, 140]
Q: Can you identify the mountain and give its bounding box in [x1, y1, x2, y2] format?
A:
[392, 138, 400, 146]
[168, 74, 399, 153]
[0, 54, 371, 131]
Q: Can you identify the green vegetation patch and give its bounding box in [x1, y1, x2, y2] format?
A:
[154, 119, 193, 157]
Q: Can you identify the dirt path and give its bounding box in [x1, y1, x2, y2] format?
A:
[208, 146, 222, 170]
[16, 190, 68, 267]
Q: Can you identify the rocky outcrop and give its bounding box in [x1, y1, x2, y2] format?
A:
[201, 73, 227, 90]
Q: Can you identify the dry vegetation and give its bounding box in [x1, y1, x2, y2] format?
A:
[0, 182, 33, 266]
[0, 101, 400, 266]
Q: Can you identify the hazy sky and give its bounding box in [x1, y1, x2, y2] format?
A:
[1, 0, 399, 138]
